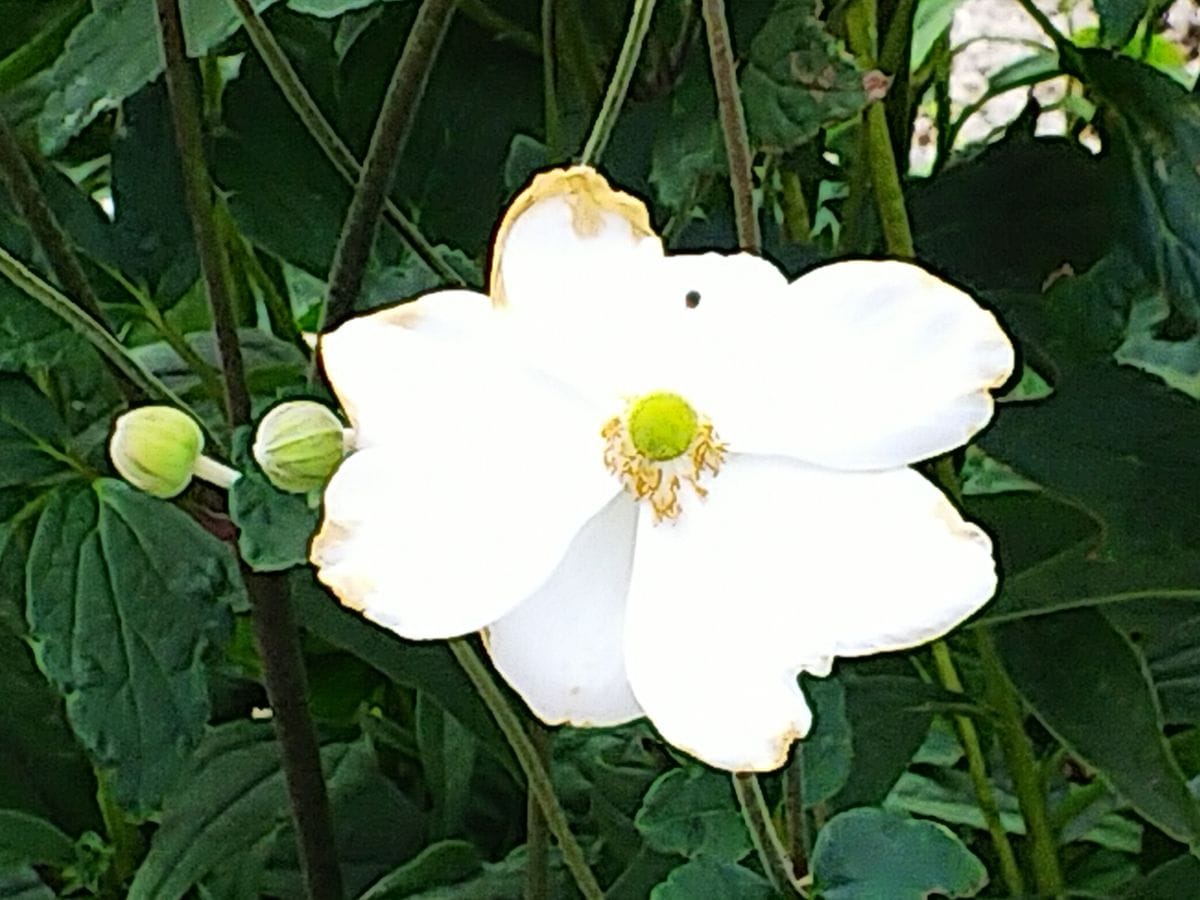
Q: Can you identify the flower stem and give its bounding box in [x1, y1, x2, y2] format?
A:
[930, 640, 1026, 897]
[192, 454, 242, 489]
[975, 628, 1066, 898]
[845, 0, 914, 259]
[783, 746, 812, 872]
[227, 0, 463, 289]
[541, 0, 560, 157]
[155, 0, 249, 428]
[323, 0, 458, 329]
[579, 0, 657, 165]
[732, 772, 803, 897]
[0, 112, 105, 324]
[156, 3, 344, 897]
[525, 723, 551, 900]
[448, 639, 604, 900]
[700, 0, 760, 254]
[245, 569, 346, 900]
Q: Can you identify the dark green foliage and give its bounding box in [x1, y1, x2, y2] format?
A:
[1, 0, 1199, 895]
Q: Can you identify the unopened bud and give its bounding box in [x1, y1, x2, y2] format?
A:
[110, 406, 204, 498]
[252, 401, 346, 493]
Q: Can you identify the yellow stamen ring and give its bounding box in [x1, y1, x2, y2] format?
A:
[602, 393, 725, 522]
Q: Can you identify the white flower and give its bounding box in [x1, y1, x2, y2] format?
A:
[310, 167, 1015, 772]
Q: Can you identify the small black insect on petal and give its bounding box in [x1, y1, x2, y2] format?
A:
[685, 290, 701, 309]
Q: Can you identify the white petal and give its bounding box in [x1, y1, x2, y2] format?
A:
[490, 167, 668, 401]
[653, 257, 1015, 469]
[312, 292, 617, 639]
[623, 455, 997, 772]
[484, 493, 642, 727]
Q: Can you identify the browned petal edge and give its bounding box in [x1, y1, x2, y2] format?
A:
[488, 165, 656, 307]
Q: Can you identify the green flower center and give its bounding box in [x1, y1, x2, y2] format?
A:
[627, 392, 699, 461]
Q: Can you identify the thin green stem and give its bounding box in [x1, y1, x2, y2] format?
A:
[863, 101, 914, 256]
[323, 0, 458, 328]
[930, 640, 1026, 897]
[0, 111, 105, 323]
[732, 773, 803, 897]
[449, 639, 604, 900]
[975, 628, 1066, 898]
[0, 246, 219, 446]
[525, 723, 551, 900]
[541, 0, 560, 157]
[116, 270, 227, 402]
[579, 0, 657, 165]
[700, 0, 760, 253]
[227, 0, 463, 288]
[96, 769, 141, 889]
[156, 4, 344, 898]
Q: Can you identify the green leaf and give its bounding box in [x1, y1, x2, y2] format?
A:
[358, 840, 484, 900]
[0, 375, 71, 488]
[228, 425, 318, 572]
[416, 695, 479, 841]
[0, 867, 53, 900]
[799, 676, 852, 807]
[650, 858, 775, 900]
[885, 769, 1142, 853]
[130, 723, 397, 899]
[649, 59, 722, 214]
[1121, 854, 1200, 899]
[0, 277, 76, 374]
[0, 810, 74, 867]
[812, 808, 987, 900]
[0, 522, 101, 836]
[829, 672, 942, 810]
[1074, 50, 1200, 324]
[741, 0, 866, 152]
[289, 571, 513, 765]
[258, 731, 425, 898]
[1095, 0, 1150, 47]
[25, 480, 242, 812]
[107, 83, 198, 305]
[980, 285, 1200, 621]
[995, 608, 1200, 844]
[37, 0, 279, 153]
[1116, 288, 1200, 399]
[635, 767, 752, 862]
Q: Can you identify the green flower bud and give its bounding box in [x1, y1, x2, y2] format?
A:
[109, 406, 204, 498]
[252, 401, 346, 493]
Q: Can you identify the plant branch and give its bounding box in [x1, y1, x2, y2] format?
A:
[783, 745, 812, 873]
[156, 0, 249, 426]
[541, 0, 560, 157]
[579, 0, 657, 165]
[323, 0, 458, 328]
[732, 772, 803, 897]
[525, 723, 551, 900]
[930, 640, 1026, 896]
[155, 3, 344, 897]
[975, 628, 1066, 897]
[449, 639, 604, 900]
[226, 0, 463, 288]
[700, 0, 760, 253]
[0, 112, 105, 324]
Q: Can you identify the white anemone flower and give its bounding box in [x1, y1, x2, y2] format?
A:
[311, 166, 1015, 772]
